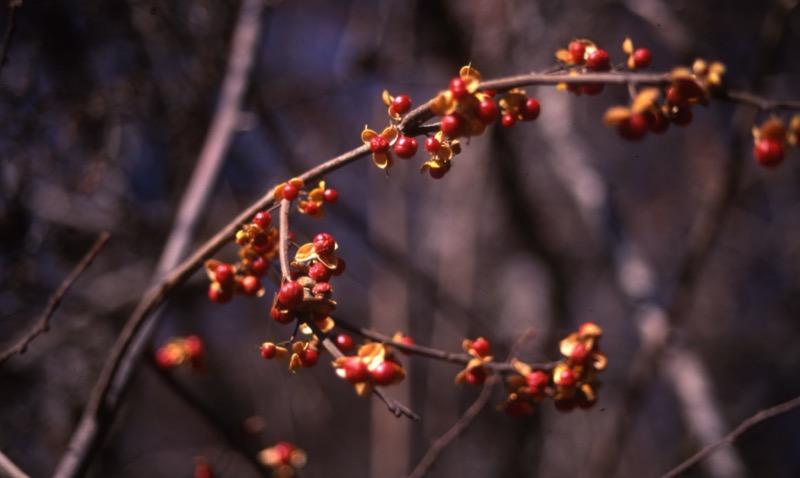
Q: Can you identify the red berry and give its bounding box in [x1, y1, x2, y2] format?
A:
[336, 334, 354, 354]
[155, 347, 177, 369]
[391, 94, 412, 115]
[632, 48, 652, 68]
[647, 111, 670, 134]
[331, 257, 346, 276]
[304, 202, 320, 216]
[555, 368, 577, 388]
[569, 342, 591, 365]
[617, 113, 648, 141]
[278, 281, 304, 309]
[241, 275, 262, 297]
[394, 136, 418, 159]
[449, 77, 469, 101]
[465, 366, 488, 386]
[520, 98, 541, 121]
[184, 335, 204, 358]
[270, 306, 295, 324]
[281, 184, 299, 201]
[477, 98, 499, 124]
[753, 139, 785, 167]
[194, 460, 213, 478]
[398, 335, 415, 355]
[253, 211, 272, 230]
[501, 113, 516, 128]
[526, 370, 549, 396]
[671, 106, 693, 126]
[323, 188, 338, 204]
[568, 41, 586, 65]
[312, 233, 336, 255]
[471, 337, 491, 357]
[208, 285, 232, 304]
[214, 263, 235, 287]
[299, 347, 319, 367]
[428, 162, 451, 180]
[581, 83, 605, 95]
[371, 360, 403, 386]
[250, 256, 269, 276]
[312, 282, 332, 296]
[369, 136, 389, 154]
[440, 113, 467, 138]
[260, 342, 277, 359]
[425, 136, 441, 152]
[586, 49, 610, 71]
[342, 357, 369, 383]
[666, 87, 686, 106]
[308, 262, 332, 282]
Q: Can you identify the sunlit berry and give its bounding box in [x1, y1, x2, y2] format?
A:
[241, 275, 262, 297]
[449, 77, 469, 101]
[342, 357, 369, 383]
[632, 48, 652, 68]
[440, 113, 467, 138]
[390, 94, 412, 116]
[394, 136, 418, 159]
[313, 233, 336, 255]
[369, 136, 390, 154]
[617, 113, 648, 141]
[477, 98, 499, 124]
[336, 334, 354, 354]
[555, 367, 577, 388]
[472, 337, 491, 357]
[278, 281, 304, 309]
[520, 98, 541, 121]
[308, 262, 332, 282]
[425, 137, 441, 152]
[281, 184, 299, 201]
[323, 188, 339, 204]
[371, 360, 403, 386]
[753, 138, 785, 167]
[586, 49, 610, 71]
[253, 211, 272, 230]
[155, 347, 177, 369]
[501, 113, 516, 128]
[261, 342, 277, 359]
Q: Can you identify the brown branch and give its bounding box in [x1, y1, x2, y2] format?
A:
[278, 198, 291, 279]
[0, 231, 110, 365]
[659, 393, 800, 478]
[0, 448, 30, 478]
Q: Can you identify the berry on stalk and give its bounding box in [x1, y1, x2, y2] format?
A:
[394, 136, 418, 159]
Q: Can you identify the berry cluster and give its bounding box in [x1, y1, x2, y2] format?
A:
[498, 322, 606, 416]
[205, 210, 277, 303]
[556, 38, 615, 95]
[454, 337, 493, 386]
[273, 178, 339, 217]
[333, 342, 407, 396]
[154, 335, 206, 372]
[752, 116, 800, 168]
[258, 441, 307, 478]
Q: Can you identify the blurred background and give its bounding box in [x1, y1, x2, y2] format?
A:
[2, 0, 800, 477]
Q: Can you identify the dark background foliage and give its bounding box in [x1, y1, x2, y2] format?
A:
[2, 0, 800, 477]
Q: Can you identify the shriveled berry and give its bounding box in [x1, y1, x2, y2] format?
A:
[440, 113, 467, 138]
[617, 113, 648, 141]
[312, 282, 332, 296]
[342, 357, 369, 383]
[472, 337, 491, 357]
[241, 275, 262, 297]
[501, 113, 516, 128]
[568, 41, 586, 65]
[394, 136, 418, 159]
[323, 188, 339, 204]
[282, 184, 299, 201]
[371, 360, 403, 386]
[261, 342, 277, 359]
[299, 347, 319, 367]
[308, 262, 332, 282]
[632, 48, 652, 68]
[425, 137, 441, 152]
[477, 98, 499, 124]
[465, 366, 488, 386]
[253, 211, 272, 230]
[336, 334, 354, 354]
[391, 94, 412, 115]
[214, 263, 235, 287]
[520, 98, 541, 121]
[586, 49, 610, 71]
[449, 77, 469, 101]
[278, 281, 304, 309]
[369, 136, 390, 154]
[312, 233, 336, 255]
[753, 139, 785, 167]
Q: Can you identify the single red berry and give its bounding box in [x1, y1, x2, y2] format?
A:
[440, 113, 466, 138]
[581, 82, 605, 95]
[369, 136, 389, 154]
[281, 184, 299, 201]
[214, 263, 235, 287]
[526, 370, 549, 396]
[428, 162, 451, 180]
[477, 98, 499, 124]
[617, 113, 648, 141]
[555, 368, 577, 388]
[323, 188, 338, 204]
[304, 202, 320, 216]
[632, 48, 652, 69]
[253, 211, 272, 230]
[278, 281, 304, 309]
[208, 285, 232, 304]
[371, 360, 402, 386]
[241, 275, 262, 297]
[331, 257, 346, 276]
[312, 233, 336, 255]
[569, 342, 591, 365]
[671, 106, 693, 126]
[568, 41, 586, 65]
[666, 87, 686, 106]
[260, 342, 277, 359]
[505, 397, 533, 417]
[520, 98, 541, 121]
[398, 335, 415, 355]
[449, 77, 469, 101]
[471, 337, 491, 357]
[270, 306, 295, 324]
[391, 94, 412, 115]
[250, 256, 269, 276]
[342, 357, 369, 383]
[586, 49, 610, 71]
[308, 262, 332, 282]
[647, 111, 670, 134]
[336, 334, 354, 354]
[394, 136, 418, 159]
[184, 335, 204, 358]
[155, 347, 176, 369]
[299, 347, 319, 367]
[501, 113, 516, 128]
[465, 366, 488, 386]
[753, 138, 785, 167]
[425, 136, 441, 152]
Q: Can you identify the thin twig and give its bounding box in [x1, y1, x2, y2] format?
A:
[0, 449, 30, 478]
[659, 393, 800, 478]
[0, 232, 110, 365]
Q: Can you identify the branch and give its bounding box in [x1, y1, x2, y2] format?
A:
[0, 231, 110, 365]
[0, 449, 30, 478]
[659, 393, 800, 478]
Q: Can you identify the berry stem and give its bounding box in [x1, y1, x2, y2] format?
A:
[278, 198, 292, 279]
